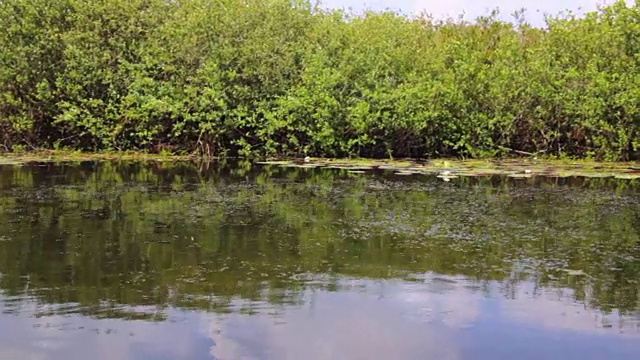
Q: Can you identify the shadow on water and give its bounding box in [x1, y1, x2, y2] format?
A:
[0, 160, 639, 359]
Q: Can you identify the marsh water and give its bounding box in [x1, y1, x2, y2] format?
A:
[0, 160, 639, 360]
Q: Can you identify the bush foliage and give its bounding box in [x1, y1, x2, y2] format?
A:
[1, 0, 639, 159]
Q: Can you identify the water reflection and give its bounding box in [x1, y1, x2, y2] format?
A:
[2, 276, 639, 360]
[0, 300, 212, 360]
[0, 160, 639, 359]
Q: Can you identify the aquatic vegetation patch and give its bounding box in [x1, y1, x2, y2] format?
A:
[0, 151, 195, 165]
[256, 158, 640, 180]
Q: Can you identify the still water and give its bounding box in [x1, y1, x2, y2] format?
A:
[0, 160, 639, 360]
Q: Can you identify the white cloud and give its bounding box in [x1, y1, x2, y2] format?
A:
[501, 282, 638, 336]
[0, 301, 207, 360]
[4, 275, 640, 360]
[194, 276, 476, 360]
[203, 289, 464, 360]
[201, 276, 640, 360]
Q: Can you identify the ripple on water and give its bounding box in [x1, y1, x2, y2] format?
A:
[0, 160, 639, 359]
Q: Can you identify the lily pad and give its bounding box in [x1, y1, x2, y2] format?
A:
[279, 163, 320, 169]
[0, 158, 21, 165]
[2, 152, 639, 182]
[255, 160, 292, 165]
[578, 173, 614, 178]
[436, 175, 459, 181]
[508, 173, 533, 179]
[561, 269, 587, 276]
[614, 174, 640, 180]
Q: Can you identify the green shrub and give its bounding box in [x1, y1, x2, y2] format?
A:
[0, 0, 638, 159]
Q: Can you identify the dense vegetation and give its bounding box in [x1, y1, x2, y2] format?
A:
[1, 0, 639, 160]
[0, 161, 639, 318]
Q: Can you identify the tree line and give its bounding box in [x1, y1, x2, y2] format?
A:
[1, 0, 639, 160]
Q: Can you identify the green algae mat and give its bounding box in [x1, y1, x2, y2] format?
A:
[256, 158, 640, 180]
[1, 153, 639, 180]
[0, 151, 193, 165]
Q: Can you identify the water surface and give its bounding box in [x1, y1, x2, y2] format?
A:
[0, 160, 639, 360]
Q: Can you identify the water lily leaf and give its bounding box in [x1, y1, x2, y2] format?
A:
[561, 269, 587, 276]
[614, 174, 640, 180]
[0, 159, 21, 165]
[255, 161, 291, 165]
[577, 173, 613, 178]
[280, 164, 320, 168]
[436, 175, 458, 181]
[508, 173, 533, 178]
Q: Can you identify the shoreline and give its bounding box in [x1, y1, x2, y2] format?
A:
[1, 150, 639, 179]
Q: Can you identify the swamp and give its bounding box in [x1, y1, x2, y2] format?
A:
[1, 0, 640, 357]
[0, 157, 639, 359]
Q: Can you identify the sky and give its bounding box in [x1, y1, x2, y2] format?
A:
[319, 0, 634, 25]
